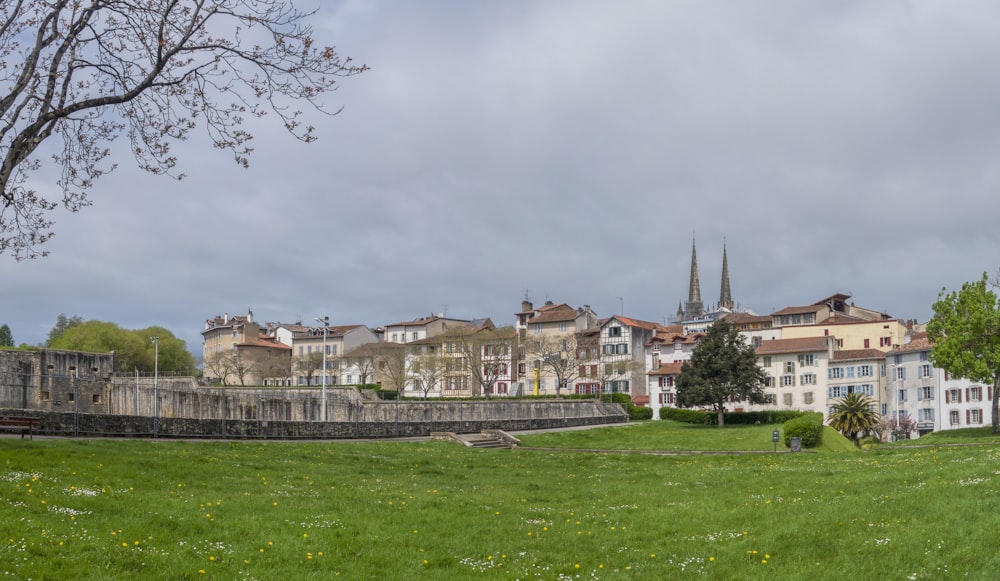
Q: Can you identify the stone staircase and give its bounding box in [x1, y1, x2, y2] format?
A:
[432, 430, 519, 449]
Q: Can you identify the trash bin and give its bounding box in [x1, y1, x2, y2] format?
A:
[790, 437, 802, 453]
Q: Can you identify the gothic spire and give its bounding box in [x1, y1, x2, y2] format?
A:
[719, 240, 734, 310]
[688, 235, 701, 304]
[682, 234, 705, 320]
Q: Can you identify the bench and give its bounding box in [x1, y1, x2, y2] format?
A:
[0, 416, 41, 440]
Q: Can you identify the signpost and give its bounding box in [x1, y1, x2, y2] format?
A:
[772, 429, 779, 453]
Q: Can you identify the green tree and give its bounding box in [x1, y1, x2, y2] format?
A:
[0, 323, 13, 347]
[1, 1, 366, 260]
[48, 320, 195, 375]
[676, 319, 767, 427]
[828, 392, 880, 446]
[46, 314, 83, 346]
[927, 273, 1000, 434]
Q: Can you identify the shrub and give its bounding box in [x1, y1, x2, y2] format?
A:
[720, 410, 811, 425]
[783, 413, 824, 448]
[660, 408, 713, 424]
[629, 406, 653, 421]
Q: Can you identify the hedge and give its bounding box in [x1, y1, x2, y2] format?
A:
[659, 407, 812, 426]
[782, 413, 824, 448]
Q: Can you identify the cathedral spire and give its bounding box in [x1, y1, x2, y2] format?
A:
[688, 235, 701, 304]
[719, 240, 734, 310]
[682, 234, 705, 320]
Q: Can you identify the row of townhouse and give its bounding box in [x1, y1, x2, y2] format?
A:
[200, 293, 990, 438]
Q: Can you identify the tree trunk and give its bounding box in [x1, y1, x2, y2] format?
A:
[717, 402, 725, 427]
[992, 372, 1000, 435]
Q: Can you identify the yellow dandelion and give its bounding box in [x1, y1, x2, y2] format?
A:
[709, 556, 715, 561]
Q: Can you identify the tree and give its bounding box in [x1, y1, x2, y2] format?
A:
[676, 319, 766, 427]
[0, 323, 13, 347]
[521, 332, 584, 397]
[293, 351, 325, 386]
[342, 343, 377, 386]
[1, 1, 367, 259]
[370, 342, 412, 396]
[412, 349, 444, 399]
[46, 313, 83, 346]
[828, 392, 880, 446]
[452, 324, 516, 399]
[927, 273, 1000, 434]
[48, 320, 195, 374]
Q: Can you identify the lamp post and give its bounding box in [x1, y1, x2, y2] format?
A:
[316, 317, 329, 422]
[150, 336, 159, 433]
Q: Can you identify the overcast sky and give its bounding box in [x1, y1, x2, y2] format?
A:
[4, 0, 1000, 356]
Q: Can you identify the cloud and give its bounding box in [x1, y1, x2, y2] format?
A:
[4, 0, 1000, 354]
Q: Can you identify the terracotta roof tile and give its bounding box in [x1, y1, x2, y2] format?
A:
[756, 337, 828, 355]
[832, 349, 886, 362]
[648, 361, 685, 375]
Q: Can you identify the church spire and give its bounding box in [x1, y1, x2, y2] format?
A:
[682, 234, 705, 320]
[687, 235, 701, 304]
[719, 240, 734, 310]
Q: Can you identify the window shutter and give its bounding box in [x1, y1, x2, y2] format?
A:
[945, 391, 950, 403]
[958, 390, 962, 403]
[989, 386, 994, 401]
[966, 388, 970, 402]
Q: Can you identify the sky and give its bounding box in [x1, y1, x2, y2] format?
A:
[4, 0, 1000, 357]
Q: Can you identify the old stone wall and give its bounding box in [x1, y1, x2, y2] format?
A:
[1, 403, 625, 439]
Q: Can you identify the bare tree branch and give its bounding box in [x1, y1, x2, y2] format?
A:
[0, 0, 367, 259]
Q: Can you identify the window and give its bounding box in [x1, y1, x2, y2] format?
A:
[946, 389, 961, 403]
[798, 354, 815, 367]
[950, 410, 960, 426]
[782, 375, 795, 387]
[864, 338, 870, 349]
[894, 367, 906, 380]
[918, 364, 932, 378]
[919, 408, 935, 422]
[784, 361, 795, 373]
[412, 332, 418, 341]
[761, 356, 772, 367]
[558, 322, 570, 333]
[307, 345, 313, 354]
[530, 324, 542, 334]
[763, 375, 774, 388]
[659, 392, 676, 405]
[801, 373, 816, 385]
[298, 346, 304, 356]
[391, 333, 398, 342]
[970, 409, 983, 424]
[919, 386, 934, 401]
[829, 386, 843, 398]
[880, 336, 892, 347]
[898, 389, 907, 402]
[969, 386, 982, 401]
[68, 393, 75, 402]
[659, 376, 675, 388]
[919, 351, 928, 362]
[858, 365, 873, 377]
[608, 326, 621, 337]
[881, 403, 887, 415]
[803, 392, 814, 405]
[829, 368, 843, 379]
[845, 366, 855, 378]
[783, 393, 793, 406]
[893, 354, 902, 365]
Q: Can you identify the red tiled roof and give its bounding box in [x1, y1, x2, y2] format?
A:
[756, 337, 828, 355]
[891, 332, 933, 354]
[771, 305, 825, 316]
[613, 316, 666, 332]
[832, 349, 886, 362]
[648, 361, 685, 375]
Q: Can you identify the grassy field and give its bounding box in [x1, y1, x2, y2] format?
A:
[2, 422, 999, 579]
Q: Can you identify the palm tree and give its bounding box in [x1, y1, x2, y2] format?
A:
[829, 392, 880, 446]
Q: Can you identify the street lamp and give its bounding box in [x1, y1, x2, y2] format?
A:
[150, 336, 159, 433]
[316, 317, 329, 422]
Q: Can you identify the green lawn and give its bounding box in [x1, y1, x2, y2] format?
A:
[516, 419, 858, 452]
[2, 426, 999, 579]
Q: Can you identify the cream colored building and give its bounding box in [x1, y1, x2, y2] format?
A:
[515, 300, 599, 396]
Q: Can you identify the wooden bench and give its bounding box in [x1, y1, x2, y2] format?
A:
[0, 416, 41, 440]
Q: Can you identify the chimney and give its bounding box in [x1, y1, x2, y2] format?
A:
[522, 300, 533, 312]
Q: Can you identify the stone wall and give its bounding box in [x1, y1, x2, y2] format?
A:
[1, 402, 626, 439]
